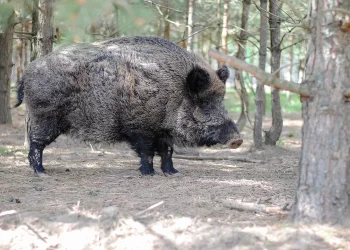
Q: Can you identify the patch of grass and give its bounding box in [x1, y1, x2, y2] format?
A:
[0, 147, 10, 156]
[224, 88, 301, 114]
[88, 190, 100, 196]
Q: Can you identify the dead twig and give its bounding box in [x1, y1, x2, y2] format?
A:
[173, 154, 264, 164]
[135, 201, 164, 217]
[217, 199, 288, 214]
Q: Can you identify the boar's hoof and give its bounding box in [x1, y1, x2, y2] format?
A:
[228, 139, 243, 149]
[161, 161, 179, 176]
[139, 167, 155, 176]
[162, 166, 179, 176]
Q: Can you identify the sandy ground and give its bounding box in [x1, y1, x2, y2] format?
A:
[1, 107, 349, 249]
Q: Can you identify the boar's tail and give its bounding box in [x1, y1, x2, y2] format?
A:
[14, 79, 24, 108]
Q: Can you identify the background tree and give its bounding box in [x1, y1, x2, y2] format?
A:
[235, 0, 251, 132]
[0, 2, 14, 124]
[221, 0, 229, 54]
[253, 0, 268, 148]
[264, 0, 283, 145]
[186, 0, 195, 51]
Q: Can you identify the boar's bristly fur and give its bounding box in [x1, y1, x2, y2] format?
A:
[16, 36, 242, 176]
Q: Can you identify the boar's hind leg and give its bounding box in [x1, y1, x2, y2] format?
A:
[28, 118, 61, 174]
[156, 141, 179, 175]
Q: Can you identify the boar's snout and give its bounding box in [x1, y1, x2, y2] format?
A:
[227, 138, 243, 149]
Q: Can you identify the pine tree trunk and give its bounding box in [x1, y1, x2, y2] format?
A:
[163, 0, 171, 40]
[186, 0, 195, 51]
[25, 0, 54, 147]
[215, 0, 222, 68]
[293, 0, 350, 224]
[235, 0, 251, 132]
[221, 0, 229, 54]
[0, 10, 14, 125]
[253, 0, 268, 148]
[265, 0, 283, 145]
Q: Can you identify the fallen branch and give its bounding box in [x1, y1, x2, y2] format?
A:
[217, 199, 288, 214]
[173, 154, 264, 164]
[209, 49, 310, 97]
[209, 49, 350, 99]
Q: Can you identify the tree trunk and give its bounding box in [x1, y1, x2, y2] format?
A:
[221, 0, 229, 54]
[186, 0, 195, 51]
[253, 0, 268, 149]
[215, 0, 222, 68]
[235, 0, 251, 132]
[0, 10, 14, 125]
[163, 0, 171, 40]
[287, 35, 294, 101]
[25, 0, 54, 147]
[293, 0, 350, 224]
[31, 0, 54, 60]
[265, 0, 283, 145]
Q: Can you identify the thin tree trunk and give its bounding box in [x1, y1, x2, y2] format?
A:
[265, 0, 283, 145]
[0, 10, 14, 124]
[287, 35, 294, 101]
[23, 20, 30, 68]
[235, 0, 251, 132]
[293, 0, 350, 224]
[186, 0, 195, 51]
[253, 0, 268, 148]
[25, 0, 54, 147]
[221, 0, 229, 54]
[163, 0, 171, 40]
[216, 0, 222, 68]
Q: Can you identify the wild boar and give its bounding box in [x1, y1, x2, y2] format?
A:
[15, 36, 243, 176]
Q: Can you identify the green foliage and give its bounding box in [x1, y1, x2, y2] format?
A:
[0, 147, 9, 156]
[55, 0, 157, 44]
[0, 2, 13, 31]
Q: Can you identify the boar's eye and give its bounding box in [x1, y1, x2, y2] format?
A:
[216, 65, 229, 83]
[186, 67, 210, 96]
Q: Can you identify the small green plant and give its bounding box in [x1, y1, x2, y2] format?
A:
[0, 148, 9, 156]
[88, 190, 100, 196]
[277, 139, 285, 146]
[287, 133, 294, 138]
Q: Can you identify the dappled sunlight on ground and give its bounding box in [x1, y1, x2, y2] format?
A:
[2, 111, 349, 249]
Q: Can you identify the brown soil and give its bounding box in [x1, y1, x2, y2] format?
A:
[1, 107, 349, 249]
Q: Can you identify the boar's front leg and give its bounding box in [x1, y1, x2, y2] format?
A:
[156, 140, 179, 175]
[130, 135, 155, 175]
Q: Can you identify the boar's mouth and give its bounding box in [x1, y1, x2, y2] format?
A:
[197, 135, 243, 149]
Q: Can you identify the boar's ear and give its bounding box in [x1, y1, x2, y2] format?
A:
[186, 67, 210, 96]
[216, 65, 229, 83]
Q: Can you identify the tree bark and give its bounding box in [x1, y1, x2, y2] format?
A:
[25, 0, 54, 147]
[293, 1, 350, 224]
[163, 0, 171, 40]
[265, 0, 283, 145]
[0, 9, 14, 125]
[186, 0, 195, 51]
[235, 0, 251, 132]
[31, 0, 54, 60]
[221, 0, 229, 54]
[253, 0, 268, 148]
[215, 0, 222, 68]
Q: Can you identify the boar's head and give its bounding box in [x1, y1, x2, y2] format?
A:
[174, 65, 243, 149]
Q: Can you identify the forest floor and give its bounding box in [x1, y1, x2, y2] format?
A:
[1, 106, 350, 250]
